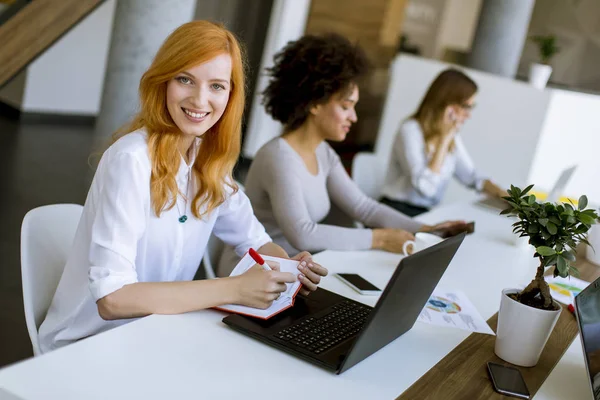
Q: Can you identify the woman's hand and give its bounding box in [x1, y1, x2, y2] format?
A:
[420, 220, 472, 238]
[372, 229, 415, 253]
[483, 179, 506, 198]
[234, 265, 296, 309]
[441, 107, 460, 140]
[291, 251, 328, 296]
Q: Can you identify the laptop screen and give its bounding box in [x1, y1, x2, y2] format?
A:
[576, 279, 600, 399]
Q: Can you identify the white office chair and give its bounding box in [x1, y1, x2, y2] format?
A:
[351, 152, 386, 200]
[201, 180, 245, 279]
[202, 234, 224, 279]
[20, 203, 83, 356]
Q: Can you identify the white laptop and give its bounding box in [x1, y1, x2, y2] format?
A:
[476, 165, 577, 211]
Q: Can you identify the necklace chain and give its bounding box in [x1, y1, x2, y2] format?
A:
[176, 166, 192, 223]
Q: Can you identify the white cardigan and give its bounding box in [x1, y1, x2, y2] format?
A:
[381, 119, 487, 208]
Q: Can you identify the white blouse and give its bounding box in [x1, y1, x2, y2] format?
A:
[381, 119, 487, 208]
[38, 129, 271, 353]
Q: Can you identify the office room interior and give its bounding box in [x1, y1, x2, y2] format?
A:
[2, 0, 600, 399]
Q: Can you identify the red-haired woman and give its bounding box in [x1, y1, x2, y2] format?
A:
[38, 21, 327, 353]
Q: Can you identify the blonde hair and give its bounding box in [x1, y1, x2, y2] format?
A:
[412, 68, 477, 152]
[113, 21, 246, 219]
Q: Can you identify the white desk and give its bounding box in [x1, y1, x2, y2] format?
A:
[0, 202, 591, 399]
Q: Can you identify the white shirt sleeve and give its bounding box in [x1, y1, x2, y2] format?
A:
[453, 137, 487, 191]
[395, 122, 443, 198]
[211, 188, 272, 257]
[88, 152, 149, 301]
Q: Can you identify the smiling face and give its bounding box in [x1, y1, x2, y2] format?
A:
[166, 53, 232, 140]
[310, 84, 359, 142]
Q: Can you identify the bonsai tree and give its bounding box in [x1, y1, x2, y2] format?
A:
[501, 185, 599, 310]
[530, 35, 560, 65]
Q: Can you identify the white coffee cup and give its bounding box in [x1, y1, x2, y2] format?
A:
[402, 232, 444, 256]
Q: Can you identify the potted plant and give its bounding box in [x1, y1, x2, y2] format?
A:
[496, 185, 598, 367]
[529, 35, 560, 89]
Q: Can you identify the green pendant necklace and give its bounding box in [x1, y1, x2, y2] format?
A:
[176, 167, 191, 223]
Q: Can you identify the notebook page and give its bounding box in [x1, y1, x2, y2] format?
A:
[229, 253, 301, 297]
[216, 254, 301, 319]
[218, 296, 294, 319]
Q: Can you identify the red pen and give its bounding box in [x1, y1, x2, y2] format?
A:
[568, 303, 576, 317]
[249, 248, 272, 271]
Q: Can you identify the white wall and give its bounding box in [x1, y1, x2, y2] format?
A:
[375, 54, 550, 205]
[242, 0, 311, 158]
[402, 0, 447, 58]
[434, 0, 482, 58]
[20, 0, 116, 115]
[528, 88, 600, 204]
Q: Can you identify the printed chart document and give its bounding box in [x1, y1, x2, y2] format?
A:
[216, 253, 301, 319]
[545, 275, 590, 305]
[417, 289, 495, 335]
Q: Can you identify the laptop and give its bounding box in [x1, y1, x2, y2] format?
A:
[575, 276, 600, 399]
[477, 165, 577, 211]
[222, 233, 466, 374]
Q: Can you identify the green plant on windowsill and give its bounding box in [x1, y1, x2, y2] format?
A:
[530, 35, 560, 65]
[501, 185, 599, 310]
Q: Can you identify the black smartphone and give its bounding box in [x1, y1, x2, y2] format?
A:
[334, 273, 381, 295]
[487, 362, 530, 399]
[430, 221, 476, 238]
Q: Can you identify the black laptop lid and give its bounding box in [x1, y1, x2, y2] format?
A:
[575, 276, 600, 399]
[338, 233, 466, 373]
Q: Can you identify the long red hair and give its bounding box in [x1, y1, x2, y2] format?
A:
[114, 21, 245, 219]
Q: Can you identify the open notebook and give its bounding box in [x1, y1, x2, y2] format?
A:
[216, 253, 302, 319]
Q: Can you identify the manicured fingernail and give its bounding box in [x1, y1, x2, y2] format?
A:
[299, 274, 305, 280]
[308, 263, 314, 268]
[300, 261, 307, 267]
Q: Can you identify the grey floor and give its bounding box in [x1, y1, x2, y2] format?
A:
[0, 116, 96, 367]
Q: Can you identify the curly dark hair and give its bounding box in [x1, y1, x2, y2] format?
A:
[262, 33, 371, 131]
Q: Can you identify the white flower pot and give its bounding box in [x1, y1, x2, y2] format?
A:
[495, 288, 561, 367]
[529, 63, 552, 90]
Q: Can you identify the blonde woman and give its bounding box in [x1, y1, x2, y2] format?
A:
[38, 21, 327, 353]
[380, 68, 504, 216]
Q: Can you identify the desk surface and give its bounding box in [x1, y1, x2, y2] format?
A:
[0, 202, 594, 399]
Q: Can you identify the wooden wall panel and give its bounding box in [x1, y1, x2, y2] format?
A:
[304, 0, 408, 150]
[0, 0, 103, 88]
[306, 0, 407, 68]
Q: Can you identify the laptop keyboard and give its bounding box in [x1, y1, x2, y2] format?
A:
[273, 300, 371, 355]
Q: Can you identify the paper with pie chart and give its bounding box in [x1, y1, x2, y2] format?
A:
[545, 275, 590, 305]
[417, 290, 495, 335]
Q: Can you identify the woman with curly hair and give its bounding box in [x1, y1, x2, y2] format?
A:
[37, 21, 327, 353]
[217, 34, 469, 276]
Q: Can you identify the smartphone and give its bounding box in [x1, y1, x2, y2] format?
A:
[429, 221, 475, 238]
[487, 362, 530, 399]
[447, 108, 456, 122]
[334, 273, 381, 295]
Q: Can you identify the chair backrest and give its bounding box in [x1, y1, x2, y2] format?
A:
[351, 152, 386, 200]
[201, 180, 244, 279]
[20, 203, 83, 356]
[202, 234, 224, 279]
